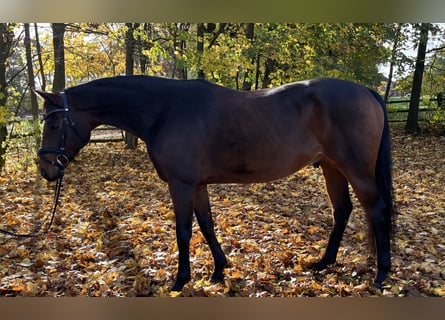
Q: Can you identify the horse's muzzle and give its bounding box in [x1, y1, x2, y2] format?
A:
[40, 166, 63, 182]
[38, 149, 72, 182]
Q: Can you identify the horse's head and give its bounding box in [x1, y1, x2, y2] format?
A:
[36, 91, 90, 182]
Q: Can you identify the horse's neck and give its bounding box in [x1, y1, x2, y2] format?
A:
[87, 87, 164, 140]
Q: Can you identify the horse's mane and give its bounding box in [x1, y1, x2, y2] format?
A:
[68, 75, 217, 92]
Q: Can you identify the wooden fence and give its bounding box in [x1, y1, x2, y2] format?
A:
[386, 97, 440, 123]
[89, 125, 124, 143]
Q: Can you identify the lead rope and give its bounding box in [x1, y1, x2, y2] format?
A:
[0, 176, 63, 238]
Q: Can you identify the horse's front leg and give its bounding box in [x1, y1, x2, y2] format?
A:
[168, 180, 195, 292]
[194, 184, 227, 283]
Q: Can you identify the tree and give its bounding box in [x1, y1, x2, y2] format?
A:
[405, 23, 430, 134]
[137, 23, 150, 75]
[125, 23, 137, 76]
[0, 23, 15, 170]
[193, 23, 391, 90]
[61, 23, 125, 82]
[420, 25, 445, 93]
[124, 23, 138, 149]
[34, 23, 46, 92]
[196, 23, 205, 80]
[384, 23, 403, 102]
[241, 23, 255, 91]
[52, 23, 66, 92]
[24, 23, 41, 150]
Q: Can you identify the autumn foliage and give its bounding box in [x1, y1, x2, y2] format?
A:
[0, 129, 444, 296]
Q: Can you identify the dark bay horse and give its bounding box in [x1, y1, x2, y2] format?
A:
[37, 75, 394, 291]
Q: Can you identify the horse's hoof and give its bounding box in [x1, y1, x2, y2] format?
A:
[309, 261, 328, 271]
[171, 277, 190, 292]
[210, 274, 224, 284]
[372, 281, 383, 292]
[171, 283, 183, 292]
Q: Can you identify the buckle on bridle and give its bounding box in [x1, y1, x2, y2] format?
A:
[38, 148, 72, 170]
[56, 153, 70, 168]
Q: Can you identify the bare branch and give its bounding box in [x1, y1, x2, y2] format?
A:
[427, 44, 445, 53]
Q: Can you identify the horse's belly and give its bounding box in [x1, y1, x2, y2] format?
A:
[206, 153, 319, 184]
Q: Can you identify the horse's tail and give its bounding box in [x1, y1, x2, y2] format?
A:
[368, 88, 395, 240]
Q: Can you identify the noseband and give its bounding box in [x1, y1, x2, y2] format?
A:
[38, 93, 83, 176]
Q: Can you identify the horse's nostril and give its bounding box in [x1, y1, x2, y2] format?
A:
[41, 168, 57, 182]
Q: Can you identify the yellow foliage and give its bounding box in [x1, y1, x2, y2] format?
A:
[0, 106, 9, 125]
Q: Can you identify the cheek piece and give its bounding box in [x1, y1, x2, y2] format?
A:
[38, 93, 85, 179]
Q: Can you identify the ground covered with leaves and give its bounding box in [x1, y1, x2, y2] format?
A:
[0, 129, 444, 297]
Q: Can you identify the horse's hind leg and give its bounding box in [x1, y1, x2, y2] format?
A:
[311, 161, 353, 271]
[194, 184, 228, 283]
[348, 177, 391, 289]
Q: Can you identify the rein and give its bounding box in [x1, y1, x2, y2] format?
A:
[0, 177, 63, 238]
[0, 92, 74, 238]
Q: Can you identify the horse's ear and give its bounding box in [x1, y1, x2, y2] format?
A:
[34, 90, 61, 106]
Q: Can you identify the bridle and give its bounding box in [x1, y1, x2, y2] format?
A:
[38, 92, 79, 175]
[0, 92, 83, 238]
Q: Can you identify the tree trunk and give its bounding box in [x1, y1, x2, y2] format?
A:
[124, 23, 138, 149]
[262, 57, 276, 89]
[384, 24, 402, 102]
[24, 23, 41, 150]
[51, 23, 66, 92]
[174, 23, 188, 80]
[0, 23, 14, 170]
[197, 23, 205, 79]
[138, 23, 150, 75]
[125, 23, 135, 76]
[0, 125, 6, 170]
[34, 23, 46, 91]
[242, 23, 255, 91]
[405, 23, 429, 134]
